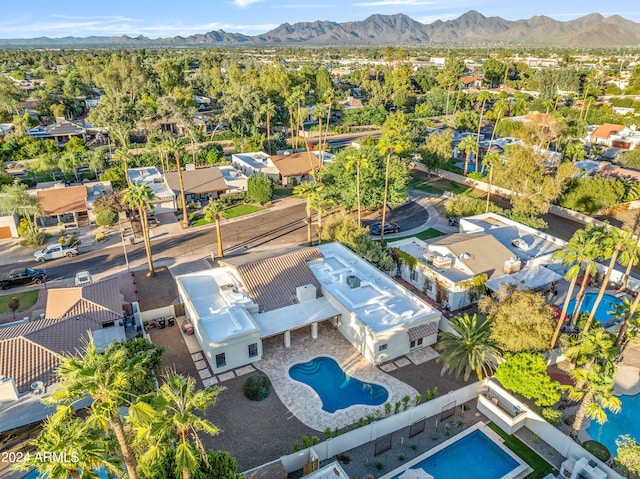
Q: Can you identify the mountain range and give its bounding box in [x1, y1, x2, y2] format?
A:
[1, 11, 639, 48]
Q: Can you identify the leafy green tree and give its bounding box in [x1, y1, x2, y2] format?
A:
[141, 449, 243, 479]
[558, 176, 627, 215]
[495, 353, 562, 406]
[0, 183, 45, 246]
[247, 173, 274, 204]
[88, 148, 108, 180]
[617, 149, 640, 169]
[479, 290, 555, 353]
[134, 374, 225, 479]
[203, 200, 225, 258]
[435, 313, 502, 381]
[419, 129, 454, 171]
[615, 435, 640, 478]
[568, 364, 621, 440]
[122, 182, 157, 277]
[58, 152, 84, 181]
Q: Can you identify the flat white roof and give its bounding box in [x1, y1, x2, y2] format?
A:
[253, 296, 339, 338]
[176, 268, 259, 342]
[127, 167, 175, 200]
[310, 243, 438, 333]
[231, 151, 278, 174]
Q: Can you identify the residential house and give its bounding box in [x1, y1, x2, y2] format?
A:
[340, 96, 364, 109]
[175, 243, 441, 374]
[0, 279, 128, 431]
[127, 167, 177, 214]
[37, 184, 89, 227]
[219, 166, 248, 193]
[458, 76, 483, 89]
[587, 123, 626, 147]
[389, 213, 564, 311]
[0, 212, 19, 239]
[270, 151, 325, 186]
[27, 118, 87, 146]
[164, 165, 228, 206]
[231, 152, 280, 182]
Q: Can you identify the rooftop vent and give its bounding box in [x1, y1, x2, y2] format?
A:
[459, 252, 471, 260]
[296, 284, 317, 303]
[432, 256, 452, 268]
[346, 275, 361, 289]
[504, 257, 521, 274]
[220, 283, 236, 292]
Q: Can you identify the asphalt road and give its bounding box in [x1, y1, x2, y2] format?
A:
[0, 202, 309, 282]
[361, 201, 428, 232]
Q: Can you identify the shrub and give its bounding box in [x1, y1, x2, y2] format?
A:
[541, 407, 562, 426]
[95, 232, 105, 242]
[247, 173, 274, 203]
[582, 440, 611, 463]
[95, 209, 119, 227]
[242, 374, 271, 401]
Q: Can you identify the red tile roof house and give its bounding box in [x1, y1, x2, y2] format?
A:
[36, 184, 89, 227]
[0, 279, 127, 432]
[587, 123, 626, 147]
[270, 151, 323, 186]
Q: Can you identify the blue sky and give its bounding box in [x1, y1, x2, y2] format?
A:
[2, 0, 639, 38]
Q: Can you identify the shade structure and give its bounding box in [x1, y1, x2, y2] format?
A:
[398, 468, 434, 479]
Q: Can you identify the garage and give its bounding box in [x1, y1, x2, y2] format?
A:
[0, 226, 13, 239]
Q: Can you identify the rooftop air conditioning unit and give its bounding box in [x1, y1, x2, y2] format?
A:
[432, 256, 452, 268]
[423, 253, 435, 264]
[346, 275, 361, 289]
[504, 257, 521, 274]
[296, 284, 316, 303]
[220, 283, 236, 291]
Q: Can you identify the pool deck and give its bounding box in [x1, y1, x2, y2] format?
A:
[255, 322, 418, 431]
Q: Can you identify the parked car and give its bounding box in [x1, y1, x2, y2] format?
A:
[0, 267, 47, 290]
[370, 222, 400, 235]
[34, 242, 79, 262]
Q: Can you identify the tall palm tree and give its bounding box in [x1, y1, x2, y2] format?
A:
[165, 137, 189, 229]
[488, 97, 509, 147]
[122, 182, 157, 277]
[113, 148, 133, 186]
[483, 152, 500, 213]
[549, 228, 601, 351]
[203, 200, 225, 258]
[345, 151, 370, 227]
[261, 99, 276, 153]
[475, 91, 493, 156]
[46, 341, 150, 479]
[309, 186, 332, 245]
[294, 181, 321, 246]
[618, 236, 640, 291]
[14, 406, 121, 479]
[313, 103, 328, 155]
[566, 328, 618, 374]
[568, 364, 621, 440]
[584, 228, 634, 332]
[570, 224, 605, 329]
[435, 313, 502, 381]
[458, 136, 478, 176]
[377, 133, 407, 245]
[612, 295, 640, 349]
[134, 374, 225, 479]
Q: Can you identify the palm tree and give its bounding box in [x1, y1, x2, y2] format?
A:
[568, 364, 621, 440]
[122, 182, 157, 277]
[475, 91, 493, 157]
[165, 137, 189, 229]
[294, 181, 321, 246]
[113, 148, 133, 186]
[612, 294, 640, 349]
[134, 374, 225, 479]
[309, 186, 332, 245]
[203, 200, 225, 258]
[584, 228, 634, 332]
[313, 103, 328, 155]
[483, 152, 500, 213]
[566, 328, 618, 374]
[377, 133, 407, 245]
[46, 340, 150, 479]
[549, 228, 601, 352]
[618, 236, 640, 291]
[565, 141, 586, 163]
[261, 99, 276, 152]
[435, 313, 502, 381]
[345, 151, 370, 227]
[488, 98, 509, 147]
[458, 136, 478, 176]
[14, 406, 121, 479]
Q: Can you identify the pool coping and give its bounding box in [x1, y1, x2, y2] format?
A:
[378, 422, 531, 479]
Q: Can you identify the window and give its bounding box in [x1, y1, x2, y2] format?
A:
[378, 344, 388, 352]
[417, 338, 423, 346]
[215, 353, 226, 368]
[410, 269, 418, 282]
[424, 278, 433, 293]
[248, 343, 258, 358]
[410, 339, 416, 348]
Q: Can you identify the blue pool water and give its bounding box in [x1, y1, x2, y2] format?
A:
[565, 293, 624, 325]
[288, 356, 388, 413]
[22, 467, 112, 479]
[586, 394, 640, 455]
[393, 429, 520, 479]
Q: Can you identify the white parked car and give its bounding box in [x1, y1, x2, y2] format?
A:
[75, 271, 93, 287]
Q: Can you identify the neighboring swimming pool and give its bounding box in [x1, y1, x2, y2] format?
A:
[289, 356, 388, 413]
[565, 293, 624, 325]
[22, 468, 112, 479]
[586, 393, 640, 455]
[384, 426, 527, 479]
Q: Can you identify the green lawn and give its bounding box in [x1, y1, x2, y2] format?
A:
[408, 176, 481, 198]
[274, 188, 295, 197]
[381, 228, 444, 243]
[221, 204, 264, 219]
[487, 423, 558, 479]
[0, 290, 40, 315]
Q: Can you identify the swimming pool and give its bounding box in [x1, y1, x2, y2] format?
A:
[565, 293, 624, 325]
[386, 427, 525, 479]
[289, 356, 388, 413]
[21, 467, 112, 479]
[586, 393, 639, 455]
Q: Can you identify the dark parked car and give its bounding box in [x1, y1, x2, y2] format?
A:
[370, 222, 400, 235]
[0, 267, 48, 290]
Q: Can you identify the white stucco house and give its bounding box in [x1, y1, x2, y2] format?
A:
[127, 167, 177, 214]
[389, 213, 565, 312]
[175, 243, 441, 374]
[231, 152, 280, 182]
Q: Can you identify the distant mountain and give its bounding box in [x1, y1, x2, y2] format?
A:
[1, 11, 639, 48]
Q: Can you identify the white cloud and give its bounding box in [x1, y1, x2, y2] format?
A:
[232, 0, 263, 7]
[353, 0, 434, 6]
[275, 3, 337, 8]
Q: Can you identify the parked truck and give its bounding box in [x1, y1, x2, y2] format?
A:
[33, 241, 80, 262]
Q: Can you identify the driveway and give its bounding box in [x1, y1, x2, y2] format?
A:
[362, 201, 429, 233]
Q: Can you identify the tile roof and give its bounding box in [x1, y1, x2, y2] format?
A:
[45, 279, 123, 322]
[24, 317, 94, 355]
[0, 337, 61, 393]
[37, 185, 87, 215]
[164, 167, 228, 195]
[591, 123, 625, 139]
[408, 322, 439, 341]
[270, 152, 322, 178]
[221, 248, 324, 312]
[431, 233, 515, 279]
[46, 121, 86, 137]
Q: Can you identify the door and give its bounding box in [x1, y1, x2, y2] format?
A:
[49, 244, 63, 259]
